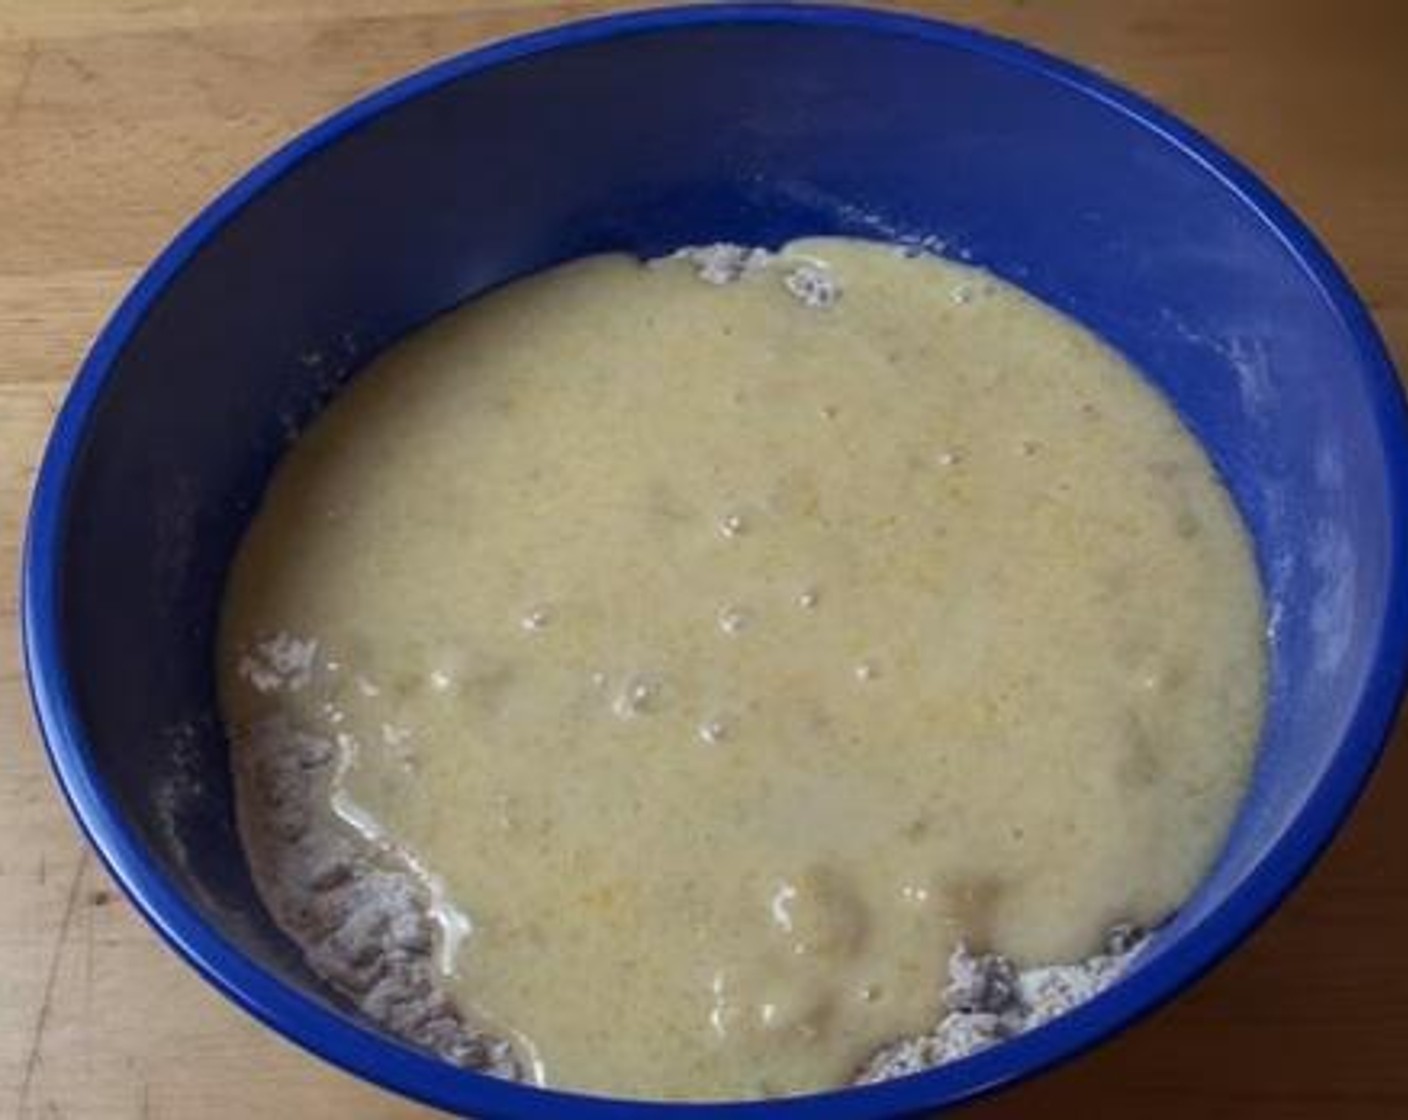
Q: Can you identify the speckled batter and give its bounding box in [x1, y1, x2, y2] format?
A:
[221, 239, 1266, 1101]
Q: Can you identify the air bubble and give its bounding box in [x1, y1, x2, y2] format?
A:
[698, 719, 730, 745]
[770, 883, 798, 932]
[718, 605, 751, 635]
[381, 723, 412, 747]
[613, 674, 663, 718]
[718, 512, 747, 538]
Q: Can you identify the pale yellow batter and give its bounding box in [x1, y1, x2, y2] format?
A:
[221, 239, 1266, 1101]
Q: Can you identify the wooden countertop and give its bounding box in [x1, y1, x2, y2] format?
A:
[2, 2, 1405, 1116]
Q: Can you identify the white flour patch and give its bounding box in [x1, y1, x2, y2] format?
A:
[233, 715, 520, 1077]
[857, 931, 1144, 1082]
[668, 244, 773, 285]
[238, 632, 318, 694]
[783, 260, 841, 308]
[667, 243, 842, 308]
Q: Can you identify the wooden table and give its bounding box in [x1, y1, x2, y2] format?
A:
[2, 2, 1405, 1117]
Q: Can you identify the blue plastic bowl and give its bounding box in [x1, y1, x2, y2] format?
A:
[22, 5, 1408, 1117]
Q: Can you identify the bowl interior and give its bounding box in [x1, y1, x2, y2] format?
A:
[30, 9, 1405, 1115]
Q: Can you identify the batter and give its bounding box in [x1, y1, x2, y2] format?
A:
[221, 239, 1266, 1100]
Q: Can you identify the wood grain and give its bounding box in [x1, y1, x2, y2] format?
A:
[2, 2, 1405, 1117]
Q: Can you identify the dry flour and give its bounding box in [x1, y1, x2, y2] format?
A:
[232, 643, 518, 1076]
[857, 933, 1143, 1083]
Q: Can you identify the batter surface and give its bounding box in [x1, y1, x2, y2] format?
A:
[221, 239, 1266, 1101]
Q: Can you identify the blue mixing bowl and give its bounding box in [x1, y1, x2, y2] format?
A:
[22, 5, 1408, 1117]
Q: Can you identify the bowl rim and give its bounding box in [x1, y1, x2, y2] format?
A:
[21, 4, 1408, 1117]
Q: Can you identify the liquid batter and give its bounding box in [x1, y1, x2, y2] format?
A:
[221, 239, 1266, 1101]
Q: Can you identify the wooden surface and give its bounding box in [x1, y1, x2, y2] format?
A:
[2, 1, 1406, 1116]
